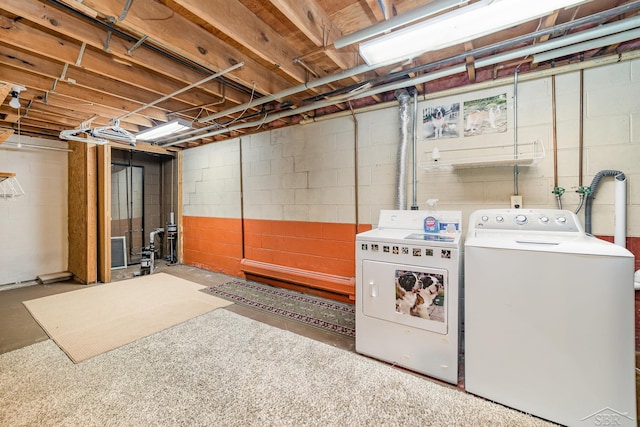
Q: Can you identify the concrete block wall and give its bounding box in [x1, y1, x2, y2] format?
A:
[181, 58, 640, 303]
[110, 150, 168, 261]
[0, 135, 68, 285]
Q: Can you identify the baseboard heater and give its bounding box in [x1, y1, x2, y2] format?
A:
[240, 259, 355, 300]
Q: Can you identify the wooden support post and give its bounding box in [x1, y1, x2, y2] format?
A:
[97, 144, 111, 283]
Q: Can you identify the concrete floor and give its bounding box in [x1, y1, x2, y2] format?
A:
[1, 261, 637, 422]
[0, 261, 355, 356]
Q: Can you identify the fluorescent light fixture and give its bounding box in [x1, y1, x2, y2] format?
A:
[334, 0, 468, 49]
[135, 119, 192, 141]
[359, 0, 589, 66]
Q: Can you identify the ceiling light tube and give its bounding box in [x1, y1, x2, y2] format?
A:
[532, 28, 640, 63]
[135, 119, 192, 141]
[334, 0, 468, 49]
[359, 0, 589, 66]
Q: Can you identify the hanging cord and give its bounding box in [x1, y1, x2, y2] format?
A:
[212, 81, 257, 129]
[17, 105, 22, 148]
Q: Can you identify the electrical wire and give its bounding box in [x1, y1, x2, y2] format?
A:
[212, 81, 257, 129]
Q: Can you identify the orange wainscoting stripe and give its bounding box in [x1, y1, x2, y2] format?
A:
[184, 217, 372, 298]
[242, 219, 367, 278]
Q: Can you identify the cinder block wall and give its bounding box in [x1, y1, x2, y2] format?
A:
[182, 58, 639, 312]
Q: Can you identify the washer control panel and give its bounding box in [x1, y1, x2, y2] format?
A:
[471, 209, 582, 233]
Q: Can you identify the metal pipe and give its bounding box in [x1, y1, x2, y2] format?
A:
[551, 76, 558, 188]
[116, 62, 244, 122]
[513, 69, 519, 196]
[0, 142, 73, 152]
[395, 89, 411, 210]
[533, 28, 640, 64]
[475, 14, 640, 69]
[334, 0, 467, 49]
[389, 1, 640, 83]
[165, 46, 640, 148]
[197, 63, 376, 123]
[162, 49, 640, 147]
[348, 102, 360, 232]
[411, 90, 419, 210]
[183, 11, 640, 141]
[579, 69, 584, 187]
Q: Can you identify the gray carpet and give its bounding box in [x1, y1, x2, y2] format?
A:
[0, 309, 554, 426]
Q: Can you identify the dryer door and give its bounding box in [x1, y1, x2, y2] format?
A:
[361, 260, 448, 334]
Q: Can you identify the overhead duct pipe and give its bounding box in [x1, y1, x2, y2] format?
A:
[192, 3, 640, 129]
[411, 89, 419, 210]
[163, 12, 640, 148]
[584, 170, 626, 247]
[395, 89, 411, 210]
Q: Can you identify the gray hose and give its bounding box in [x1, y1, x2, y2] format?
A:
[584, 169, 625, 234]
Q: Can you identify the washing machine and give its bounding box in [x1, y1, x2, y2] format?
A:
[355, 209, 462, 384]
[464, 209, 636, 426]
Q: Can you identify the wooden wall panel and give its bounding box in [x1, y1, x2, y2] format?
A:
[97, 145, 111, 283]
[67, 141, 97, 284]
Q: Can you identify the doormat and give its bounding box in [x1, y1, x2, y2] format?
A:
[200, 280, 355, 337]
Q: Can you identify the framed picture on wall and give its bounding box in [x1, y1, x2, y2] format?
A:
[463, 93, 508, 137]
[422, 103, 460, 140]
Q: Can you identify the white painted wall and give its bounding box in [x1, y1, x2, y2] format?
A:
[0, 135, 68, 285]
[183, 138, 241, 218]
[182, 58, 639, 238]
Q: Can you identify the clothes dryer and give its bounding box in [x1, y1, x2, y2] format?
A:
[355, 210, 462, 384]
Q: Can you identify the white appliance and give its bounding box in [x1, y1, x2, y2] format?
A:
[356, 210, 462, 384]
[464, 209, 636, 426]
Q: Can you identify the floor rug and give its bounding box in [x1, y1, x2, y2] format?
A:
[200, 280, 355, 337]
[0, 309, 554, 426]
[23, 272, 231, 363]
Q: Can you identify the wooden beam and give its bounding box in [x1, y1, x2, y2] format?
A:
[0, 34, 222, 110]
[97, 144, 111, 283]
[362, 0, 390, 22]
[0, 0, 249, 106]
[55, 0, 295, 96]
[0, 47, 193, 117]
[0, 81, 11, 105]
[67, 141, 98, 284]
[269, 0, 359, 70]
[0, 128, 13, 144]
[465, 42, 476, 83]
[0, 65, 169, 122]
[171, 0, 308, 84]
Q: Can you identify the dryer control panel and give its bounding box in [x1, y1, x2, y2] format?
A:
[468, 209, 583, 234]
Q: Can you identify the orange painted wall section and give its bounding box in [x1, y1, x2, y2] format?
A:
[244, 219, 372, 277]
[182, 216, 244, 276]
[183, 216, 372, 279]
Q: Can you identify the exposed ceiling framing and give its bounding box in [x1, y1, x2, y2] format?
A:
[1, 0, 639, 150]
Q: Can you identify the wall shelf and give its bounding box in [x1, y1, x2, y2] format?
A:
[0, 172, 24, 199]
[0, 172, 16, 183]
[422, 140, 544, 170]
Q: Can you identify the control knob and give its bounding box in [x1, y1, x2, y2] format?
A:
[514, 214, 528, 225]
